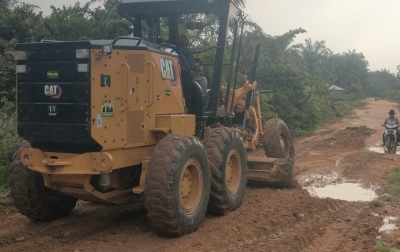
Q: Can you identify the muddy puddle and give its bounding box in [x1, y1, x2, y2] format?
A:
[375, 215, 399, 239]
[379, 216, 399, 233]
[297, 172, 378, 202]
[368, 146, 385, 154]
[367, 142, 399, 155]
[307, 183, 377, 201]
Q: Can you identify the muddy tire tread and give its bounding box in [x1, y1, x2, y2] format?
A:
[8, 140, 31, 172]
[8, 141, 77, 221]
[204, 128, 247, 215]
[263, 118, 295, 159]
[260, 118, 295, 188]
[145, 134, 211, 236]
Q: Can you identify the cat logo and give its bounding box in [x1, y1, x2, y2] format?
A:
[160, 58, 177, 86]
[44, 85, 62, 99]
[47, 105, 57, 116]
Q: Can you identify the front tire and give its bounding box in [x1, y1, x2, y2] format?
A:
[262, 118, 295, 187]
[386, 135, 394, 153]
[145, 134, 211, 236]
[204, 128, 247, 215]
[9, 141, 77, 221]
[263, 118, 295, 160]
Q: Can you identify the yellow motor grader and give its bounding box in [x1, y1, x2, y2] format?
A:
[7, 0, 294, 236]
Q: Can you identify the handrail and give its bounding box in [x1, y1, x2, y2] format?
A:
[256, 92, 263, 136]
[146, 61, 155, 107]
[120, 62, 130, 112]
[178, 46, 220, 55]
[158, 42, 176, 52]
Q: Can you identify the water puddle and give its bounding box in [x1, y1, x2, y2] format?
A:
[368, 145, 399, 155]
[379, 216, 399, 233]
[376, 215, 399, 238]
[298, 172, 378, 202]
[368, 146, 385, 154]
[297, 172, 340, 187]
[367, 141, 400, 155]
[306, 183, 377, 202]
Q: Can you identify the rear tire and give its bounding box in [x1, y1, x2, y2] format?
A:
[204, 128, 247, 215]
[145, 134, 211, 236]
[9, 141, 77, 221]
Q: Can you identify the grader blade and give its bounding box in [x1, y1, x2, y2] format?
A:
[246, 156, 293, 188]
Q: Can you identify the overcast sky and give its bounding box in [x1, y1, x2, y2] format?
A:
[22, 0, 400, 72]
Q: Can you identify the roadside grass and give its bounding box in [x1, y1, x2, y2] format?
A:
[375, 168, 400, 251]
[376, 241, 400, 252]
[333, 99, 367, 118]
[384, 167, 400, 201]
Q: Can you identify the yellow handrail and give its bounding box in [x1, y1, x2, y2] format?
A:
[120, 62, 130, 112]
[146, 61, 155, 107]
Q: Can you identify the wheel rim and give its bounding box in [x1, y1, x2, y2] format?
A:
[180, 158, 203, 215]
[225, 149, 241, 195]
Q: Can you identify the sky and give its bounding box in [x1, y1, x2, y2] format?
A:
[246, 0, 400, 73]
[22, 0, 400, 73]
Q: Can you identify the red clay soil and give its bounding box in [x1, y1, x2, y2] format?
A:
[1, 98, 400, 252]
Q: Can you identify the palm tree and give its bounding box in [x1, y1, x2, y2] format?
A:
[293, 38, 330, 76]
[232, 0, 245, 8]
[275, 28, 307, 52]
[330, 50, 369, 91]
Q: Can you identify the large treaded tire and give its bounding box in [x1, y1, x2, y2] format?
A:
[144, 134, 211, 236]
[262, 118, 295, 188]
[203, 128, 247, 215]
[263, 118, 295, 160]
[8, 141, 77, 221]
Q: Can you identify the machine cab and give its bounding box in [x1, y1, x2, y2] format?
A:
[116, 0, 243, 120]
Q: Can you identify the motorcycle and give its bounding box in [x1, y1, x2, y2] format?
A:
[383, 124, 398, 153]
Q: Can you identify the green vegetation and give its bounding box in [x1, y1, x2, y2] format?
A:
[0, 99, 21, 192]
[1, 0, 400, 191]
[376, 167, 400, 250]
[376, 241, 400, 252]
[384, 167, 400, 201]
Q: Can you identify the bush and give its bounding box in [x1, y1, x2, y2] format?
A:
[333, 100, 353, 118]
[0, 99, 21, 192]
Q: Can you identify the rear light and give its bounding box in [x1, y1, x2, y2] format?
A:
[16, 65, 27, 73]
[14, 51, 27, 60]
[77, 63, 89, 72]
[102, 45, 112, 55]
[76, 49, 90, 59]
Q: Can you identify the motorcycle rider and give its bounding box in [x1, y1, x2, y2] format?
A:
[382, 109, 400, 145]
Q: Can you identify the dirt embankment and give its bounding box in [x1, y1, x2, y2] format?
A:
[1, 98, 400, 252]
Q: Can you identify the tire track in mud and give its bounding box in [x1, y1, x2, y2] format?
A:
[232, 199, 371, 252]
[266, 199, 356, 251]
[300, 201, 371, 252]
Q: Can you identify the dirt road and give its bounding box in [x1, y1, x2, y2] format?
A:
[1, 99, 400, 252]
